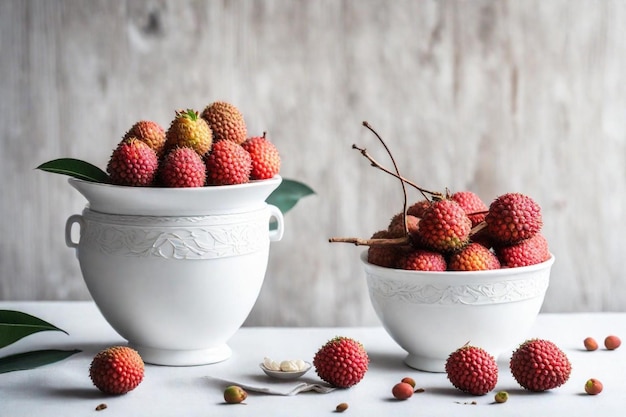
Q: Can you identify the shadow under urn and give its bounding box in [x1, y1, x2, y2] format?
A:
[361, 250, 555, 372]
[65, 176, 284, 366]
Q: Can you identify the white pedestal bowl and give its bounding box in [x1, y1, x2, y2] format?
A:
[65, 176, 284, 366]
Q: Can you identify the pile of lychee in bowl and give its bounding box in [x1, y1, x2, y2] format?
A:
[336, 187, 554, 372]
[60, 101, 286, 366]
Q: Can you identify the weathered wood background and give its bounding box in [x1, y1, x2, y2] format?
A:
[1, 0, 625, 325]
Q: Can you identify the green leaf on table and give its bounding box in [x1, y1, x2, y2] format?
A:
[0, 349, 81, 374]
[0, 310, 69, 349]
[267, 178, 315, 215]
[36, 158, 109, 183]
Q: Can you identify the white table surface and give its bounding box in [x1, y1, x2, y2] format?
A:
[1, 301, 625, 416]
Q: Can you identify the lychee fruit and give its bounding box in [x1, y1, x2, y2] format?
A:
[584, 378, 603, 395]
[159, 147, 206, 188]
[396, 249, 447, 271]
[451, 191, 488, 227]
[367, 230, 405, 268]
[509, 339, 571, 391]
[106, 138, 159, 187]
[495, 233, 550, 268]
[392, 382, 414, 400]
[445, 344, 498, 395]
[123, 120, 166, 158]
[406, 199, 431, 218]
[223, 385, 247, 404]
[89, 346, 144, 395]
[448, 243, 501, 271]
[313, 336, 369, 388]
[201, 101, 247, 144]
[604, 335, 621, 350]
[387, 213, 420, 237]
[205, 140, 252, 185]
[241, 133, 281, 180]
[583, 337, 598, 351]
[164, 109, 213, 157]
[416, 199, 472, 253]
[485, 193, 543, 244]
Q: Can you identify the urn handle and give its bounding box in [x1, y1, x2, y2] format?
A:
[268, 204, 284, 242]
[65, 214, 84, 249]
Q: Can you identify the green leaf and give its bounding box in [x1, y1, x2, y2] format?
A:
[36, 158, 109, 183]
[267, 178, 315, 215]
[0, 349, 81, 374]
[0, 310, 69, 349]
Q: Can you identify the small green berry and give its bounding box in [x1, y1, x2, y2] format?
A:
[494, 391, 509, 403]
[223, 385, 247, 404]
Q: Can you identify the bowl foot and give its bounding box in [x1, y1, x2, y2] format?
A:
[404, 354, 446, 373]
[130, 343, 232, 366]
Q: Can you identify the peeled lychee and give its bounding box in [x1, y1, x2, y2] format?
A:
[509, 339, 571, 391]
[313, 336, 369, 388]
[89, 346, 144, 395]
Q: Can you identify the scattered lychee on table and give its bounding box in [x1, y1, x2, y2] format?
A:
[312, 336, 369, 388]
[89, 346, 145, 395]
[445, 344, 498, 395]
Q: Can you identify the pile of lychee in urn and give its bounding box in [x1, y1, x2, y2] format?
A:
[105, 101, 280, 188]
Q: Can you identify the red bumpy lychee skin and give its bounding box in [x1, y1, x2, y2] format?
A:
[451, 191, 488, 227]
[313, 336, 369, 388]
[406, 199, 431, 218]
[448, 243, 501, 271]
[89, 346, 145, 395]
[387, 213, 420, 237]
[396, 249, 447, 271]
[159, 147, 206, 188]
[106, 138, 159, 187]
[510, 339, 571, 391]
[241, 134, 281, 180]
[123, 120, 166, 158]
[367, 230, 405, 268]
[445, 345, 498, 395]
[416, 199, 472, 253]
[205, 140, 252, 185]
[485, 193, 543, 244]
[495, 233, 550, 268]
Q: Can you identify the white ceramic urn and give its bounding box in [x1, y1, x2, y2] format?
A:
[65, 176, 284, 366]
